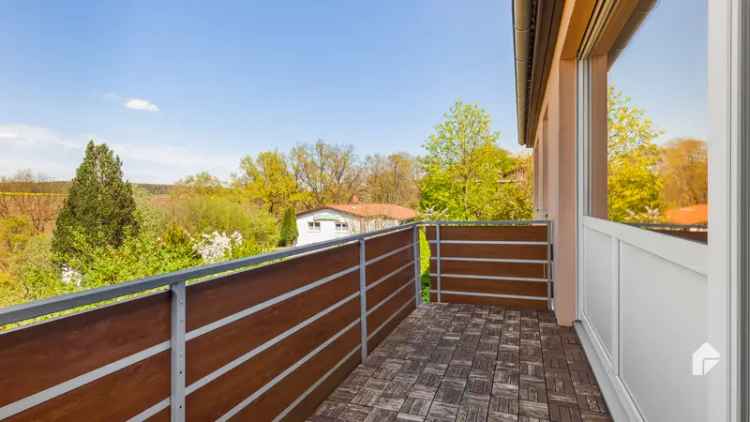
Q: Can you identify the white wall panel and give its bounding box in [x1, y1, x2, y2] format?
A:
[583, 226, 615, 361]
[619, 242, 708, 422]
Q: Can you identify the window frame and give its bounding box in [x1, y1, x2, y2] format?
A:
[307, 221, 321, 232]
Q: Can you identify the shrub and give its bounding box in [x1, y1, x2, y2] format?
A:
[167, 195, 279, 250]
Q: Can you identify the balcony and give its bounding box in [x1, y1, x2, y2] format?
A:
[0, 221, 609, 421]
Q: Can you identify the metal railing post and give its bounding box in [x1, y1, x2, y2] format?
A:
[170, 281, 186, 421]
[413, 225, 422, 305]
[436, 224, 442, 303]
[358, 239, 368, 361]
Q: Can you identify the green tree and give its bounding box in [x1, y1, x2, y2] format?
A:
[235, 151, 308, 215]
[362, 153, 420, 208]
[52, 141, 139, 263]
[278, 207, 299, 247]
[290, 141, 362, 206]
[419, 101, 526, 220]
[607, 87, 664, 222]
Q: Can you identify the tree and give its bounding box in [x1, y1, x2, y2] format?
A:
[362, 153, 420, 208]
[235, 151, 308, 215]
[659, 138, 708, 208]
[290, 141, 362, 206]
[52, 141, 139, 263]
[173, 171, 224, 196]
[419, 101, 526, 220]
[607, 87, 664, 222]
[278, 207, 299, 247]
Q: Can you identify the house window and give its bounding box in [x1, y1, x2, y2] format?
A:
[335, 222, 349, 232]
[307, 221, 321, 232]
[590, 0, 708, 243]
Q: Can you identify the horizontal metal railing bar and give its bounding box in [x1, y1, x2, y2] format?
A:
[366, 279, 415, 316]
[0, 223, 418, 326]
[185, 265, 359, 341]
[217, 318, 362, 421]
[428, 272, 549, 283]
[365, 262, 414, 292]
[428, 240, 549, 245]
[128, 397, 169, 422]
[439, 290, 548, 301]
[273, 345, 361, 422]
[365, 243, 412, 266]
[0, 340, 171, 419]
[430, 257, 549, 264]
[367, 298, 413, 341]
[186, 292, 360, 396]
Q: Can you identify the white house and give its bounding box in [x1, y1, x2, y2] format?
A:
[295, 203, 416, 246]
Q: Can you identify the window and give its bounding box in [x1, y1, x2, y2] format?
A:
[593, 0, 708, 243]
[307, 221, 321, 232]
[335, 222, 349, 232]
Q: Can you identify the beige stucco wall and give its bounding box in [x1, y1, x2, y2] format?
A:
[529, 0, 597, 326]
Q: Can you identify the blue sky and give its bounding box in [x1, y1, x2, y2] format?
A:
[0, 1, 706, 184]
[0, 1, 518, 183]
[608, 0, 707, 144]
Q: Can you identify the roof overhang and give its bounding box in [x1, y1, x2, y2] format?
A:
[513, 0, 564, 147]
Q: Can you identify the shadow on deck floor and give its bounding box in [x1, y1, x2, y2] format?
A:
[310, 303, 612, 422]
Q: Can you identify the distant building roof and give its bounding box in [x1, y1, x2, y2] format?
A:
[298, 203, 417, 221]
[664, 203, 708, 225]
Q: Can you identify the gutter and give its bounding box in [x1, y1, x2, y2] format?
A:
[512, 0, 563, 147]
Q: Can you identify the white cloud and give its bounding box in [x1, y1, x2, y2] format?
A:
[0, 124, 237, 183]
[124, 98, 160, 112]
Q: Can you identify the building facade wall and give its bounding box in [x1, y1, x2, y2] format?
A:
[296, 210, 400, 246]
[529, 0, 593, 326]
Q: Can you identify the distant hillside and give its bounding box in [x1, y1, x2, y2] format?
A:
[0, 181, 172, 195]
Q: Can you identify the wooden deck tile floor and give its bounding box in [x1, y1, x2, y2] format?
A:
[310, 303, 613, 422]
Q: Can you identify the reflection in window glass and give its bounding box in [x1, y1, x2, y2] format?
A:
[607, 0, 707, 243]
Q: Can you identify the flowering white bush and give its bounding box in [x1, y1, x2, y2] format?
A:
[60, 265, 83, 287]
[193, 231, 244, 263]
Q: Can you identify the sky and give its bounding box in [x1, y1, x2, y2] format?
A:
[608, 0, 708, 144]
[0, 1, 519, 183]
[0, 1, 707, 184]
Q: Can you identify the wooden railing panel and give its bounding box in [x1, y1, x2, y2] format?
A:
[430, 260, 546, 279]
[428, 223, 552, 309]
[366, 285, 414, 342]
[425, 225, 548, 242]
[440, 276, 547, 297]
[365, 229, 411, 261]
[365, 249, 413, 285]
[186, 271, 358, 384]
[186, 243, 359, 331]
[231, 324, 361, 421]
[185, 298, 360, 420]
[430, 243, 548, 260]
[9, 352, 169, 421]
[0, 291, 170, 409]
[365, 265, 413, 312]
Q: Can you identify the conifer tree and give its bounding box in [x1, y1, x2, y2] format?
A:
[278, 207, 298, 247]
[52, 141, 138, 262]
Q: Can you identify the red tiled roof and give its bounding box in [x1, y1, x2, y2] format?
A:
[298, 203, 417, 221]
[664, 203, 708, 225]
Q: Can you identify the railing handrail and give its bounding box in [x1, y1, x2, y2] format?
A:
[0, 219, 550, 327]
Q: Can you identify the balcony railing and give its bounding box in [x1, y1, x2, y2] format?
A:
[0, 220, 551, 421]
